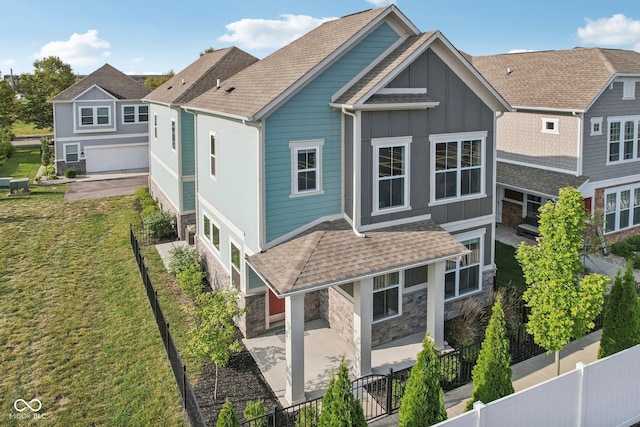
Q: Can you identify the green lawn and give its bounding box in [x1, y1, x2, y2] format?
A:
[0, 145, 42, 182]
[0, 168, 188, 424]
[12, 121, 52, 137]
[495, 240, 526, 293]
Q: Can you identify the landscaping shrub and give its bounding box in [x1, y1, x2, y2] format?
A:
[176, 264, 205, 299]
[0, 139, 16, 162]
[45, 164, 56, 179]
[318, 356, 366, 427]
[295, 405, 319, 427]
[216, 399, 240, 427]
[168, 245, 201, 277]
[140, 205, 158, 218]
[134, 186, 158, 211]
[64, 169, 77, 178]
[40, 137, 52, 165]
[243, 400, 268, 427]
[144, 210, 175, 239]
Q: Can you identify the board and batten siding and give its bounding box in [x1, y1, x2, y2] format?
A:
[583, 80, 640, 182]
[180, 109, 196, 176]
[196, 113, 261, 252]
[359, 48, 495, 227]
[148, 104, 181, 210]
[263, 22, 402, 243]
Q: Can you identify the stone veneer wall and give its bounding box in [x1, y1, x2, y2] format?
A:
[148, 178, 194, 240]
[56, 159, 86, 176]
[502, 200, 524, 228]
[443, 271, 494, 322]
[371, 288, 427, 347]
[320, 287, 354, 344]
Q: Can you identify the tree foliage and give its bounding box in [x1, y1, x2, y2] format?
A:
[216, 398, 240, 427]
[200, 47, 216, 56]
[19, 57, 76, 128]
[187, 288, 247, 400]
[465, 294, 514, 411]
[318, 356, 366, 427]
[516, 187, 608, 371]
[0, 80, 19, 130]
[143, 70, 174, 90]
[598, 265, 640, 359]
[398, 333, 447, 427]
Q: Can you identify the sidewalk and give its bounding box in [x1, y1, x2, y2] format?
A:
[369, 329, 602, 426]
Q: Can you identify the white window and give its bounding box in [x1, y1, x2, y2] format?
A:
[203, 215, 211, 241]
[122, 105, 149, 123]
[79, 106, 110, 126]
[153, 114, 158, 140]
[431, 131, 486, 203]
[230, 241, 242, 290]
[590, 117, 603, 136]
[372, 137, 411, 214]
[607, 116, 640, 163]
[203, 214, 221, 251]
[604, 184, 640, 234]
[171, 119, 176, 150]
[373, 272, 401, 322]
[445, 236, 482, 300]
[541, 118, 559, 134]
[209, 132, 217, 178]
[64, 143, 80, 163]
[289, 140, 323, 196]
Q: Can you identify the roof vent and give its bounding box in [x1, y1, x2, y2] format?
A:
[216, 79, 221, 89]
[167, 85, 172, 90]
[507, 67, 512, 75]
[181, 78, 185, 85]
[225, 87, 235, 93]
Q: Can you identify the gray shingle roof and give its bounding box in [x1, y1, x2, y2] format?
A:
[50, 63, 150, 102]
[497, 161, 589, 198]
[247, 219, 469, 296]
[144, 47, 258, 105]
[184, 7, 395, 119]
[470, 48, 640, 111]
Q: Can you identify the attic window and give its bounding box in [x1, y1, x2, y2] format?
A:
[225, 87, 235, 93]
[541, 118, 559, 134]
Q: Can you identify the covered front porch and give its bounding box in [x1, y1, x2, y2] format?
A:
[243, 318, 424, 406]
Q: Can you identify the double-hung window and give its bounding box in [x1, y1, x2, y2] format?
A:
[153, 114, 158, 140]
[171, 120, 176, 150]
[203, 215, 211, 241]
[289, 140, 323, 196]
[122, 105, 149, 123]
[230, 242, 241, 289]
[372, 137, 411, 213]
[64, 143, 80, 163]
[373, 272, 401, 322]
[607, 116, 640, 163]
[203, 214, 221, 251]
[431, 131, 486, 203]
[604, 184, 640, 233]
[445, 236, 482, 299]
[80, 106, 110, 126]
[209, 132, 217, 178]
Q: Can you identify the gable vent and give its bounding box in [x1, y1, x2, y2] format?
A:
[225, 87, 235, 93]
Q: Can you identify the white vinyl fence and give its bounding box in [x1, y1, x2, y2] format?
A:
[435, 345, 640, 427]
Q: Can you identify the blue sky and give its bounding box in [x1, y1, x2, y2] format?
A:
[3, 0, 640, 76]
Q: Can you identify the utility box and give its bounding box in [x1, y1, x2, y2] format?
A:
[186, 224, 196, 245]
[9, 178, 29, 194]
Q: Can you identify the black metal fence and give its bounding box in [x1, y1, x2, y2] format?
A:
[131, 219, 178, 246]
[130, 225, 206, 427]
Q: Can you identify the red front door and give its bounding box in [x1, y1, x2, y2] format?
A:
[268, 289, 286, 322]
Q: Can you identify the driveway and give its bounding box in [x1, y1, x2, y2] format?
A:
[64, 175, 148, 202]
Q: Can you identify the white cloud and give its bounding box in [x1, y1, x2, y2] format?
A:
[218, 14, 336, 50]
[577, 14, 640, 50]
[365, 0, 396, 6]
[0, 59, 16, 70]
[508, 49, 537, 54]
[132, 55, 144, 64]
[35, 29, 111, 69]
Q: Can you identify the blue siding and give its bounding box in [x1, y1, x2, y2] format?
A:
[182, 180, 195, 211]
[181, 109, 196, 176]
[264, 22, 401, 242]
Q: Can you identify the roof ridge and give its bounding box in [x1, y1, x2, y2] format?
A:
[288, 227, 329, 291]
[594, 47, 617, 75]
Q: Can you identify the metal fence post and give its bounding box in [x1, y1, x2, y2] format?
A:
[386, 367, 393, 414]
[182, 365, 187, 409]
[271, 405, 277, 427]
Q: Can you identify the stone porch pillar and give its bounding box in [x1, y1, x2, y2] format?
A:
[427, 260, 446, 349]
[353, 278, 373, 377]
[285, 293, 305, 404]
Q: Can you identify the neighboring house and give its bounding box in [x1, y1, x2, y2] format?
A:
[176, 5, 508, 404]
[49, 64, 151, 175]
[471, 48, 640, 242]
[144, 48, 258, 238]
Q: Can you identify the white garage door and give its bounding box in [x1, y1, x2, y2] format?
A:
[85, 144, 149, 173]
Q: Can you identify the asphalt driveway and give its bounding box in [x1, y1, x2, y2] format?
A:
[64, 175, 148, 202]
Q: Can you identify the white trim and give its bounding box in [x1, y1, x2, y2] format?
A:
[209, 131, 217, 180]
[622, 79, 637, 100]
[121, 104, 149, 124]
[603, 183, 640, 234]
[376, 87, 427, 95]
[55, 132, 148, 142]
[590, 117, 603, 136]
[444, 231, 484, 301]
[229, 237, 245, 292]
[289, 139, 324, 197]
[541, 118, 559, 134]
[606, 115, 640, 165]
[497, 158, 580, 177]
[171, 119, 177, 151]
[63, 143, 80, 163]
[359, 212, 432, 232]
[440, 215, 492, 234]
[371, 136, 412, 215]
[371, 271, 402, 324]
[70, 84, 118, 102]
[84, 142, 148, 150]
[76, 104, 115, 133]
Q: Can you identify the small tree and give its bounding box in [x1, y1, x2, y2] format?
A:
[0, 80, 19, 130]
[216, 398, 240, 427]
[516, 187, 609, 375]
[398, 333, 447, 427]
[465, 294, 514, 411]
[243, 400, 268, 427]
[187, 288, 248, 400]
[318, 356, 366, 427]
[598, 265, 640, 359]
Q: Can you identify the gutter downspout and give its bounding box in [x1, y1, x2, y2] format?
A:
[573, 111, 583, 177]
[342, 106, 365, 238]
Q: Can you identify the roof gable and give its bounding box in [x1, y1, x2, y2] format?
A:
[470, 48, 640, 111]
[144, 47, 258, 105]
[184, 6, 418, 120]
[50, 63, 150, 102]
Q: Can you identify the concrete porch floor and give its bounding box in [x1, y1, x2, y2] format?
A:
[243, 319, 424, 406]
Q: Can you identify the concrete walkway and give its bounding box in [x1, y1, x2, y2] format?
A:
[369, 329, 602, 426]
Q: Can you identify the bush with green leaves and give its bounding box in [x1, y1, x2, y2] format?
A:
[243, 400, 269, 427]
[176, 263, 205, 299]
[295, 404, 319, 427]
[598, 266, 640, 359]
[217, 398, 240, 427]
[45, 164, 56, 179]
[134, 186, 158, 212]
[0, 139, 16, 162]
[144, 210, 175, 239]
[168, 245, 201, 277]
[318, 356, 366, 427]
[64, 168, 77, 178]
[40, 137, 53, 165]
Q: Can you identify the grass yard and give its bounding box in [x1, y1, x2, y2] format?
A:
[495, 240, 526, 294]
[0, 145, 42, 182]
[12, 121, 52, 137]
[0, 182, 187, 424]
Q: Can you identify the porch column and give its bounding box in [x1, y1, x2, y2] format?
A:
[353, 278, 372, 377]
[427, 260, 446, 349]
[285, 293, 305, 404]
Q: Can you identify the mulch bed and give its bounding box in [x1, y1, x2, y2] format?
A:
[192, 329, 281, 425]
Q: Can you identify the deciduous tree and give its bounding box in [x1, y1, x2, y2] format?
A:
[0, 80, 19, 130]
[398, 333, 447, 426]
[516, 187, 609, 375]
[465, 294, 514, 411]
[598, 265, 640, 358]
[143, 70, 174, 90]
